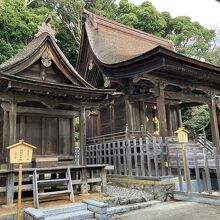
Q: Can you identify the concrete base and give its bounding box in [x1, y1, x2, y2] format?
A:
[174, 191, 220, 205]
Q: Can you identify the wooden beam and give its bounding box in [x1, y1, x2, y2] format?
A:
[156, 84, 167, 137]
[80, 106, 86, 165]
[1, 103, 78, 117]
[165, 91, 210, 104]
[0, 92, 106, 109]
[209, 94, 220, 152]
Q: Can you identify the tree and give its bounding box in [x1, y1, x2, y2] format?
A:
[164, 16, 216, 64]
[44, 0, 117, 65]
[182, 105, 210, 135]
[0, 0, 49, 63]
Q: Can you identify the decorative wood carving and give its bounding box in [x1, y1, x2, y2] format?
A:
[41, 51, 52, 68]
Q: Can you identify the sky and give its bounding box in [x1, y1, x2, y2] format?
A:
[124, 0, 220, 29]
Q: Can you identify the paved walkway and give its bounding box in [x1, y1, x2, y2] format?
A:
[118, 201, 220, 220]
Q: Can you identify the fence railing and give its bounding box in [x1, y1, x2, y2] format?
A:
[86, 124, 152, 144]
[86, 137, 171, 178]
[173, 147, 220, 194]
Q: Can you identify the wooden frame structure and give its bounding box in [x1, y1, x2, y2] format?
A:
[77, 10, 220, 152]
[0, 17, 114, 206]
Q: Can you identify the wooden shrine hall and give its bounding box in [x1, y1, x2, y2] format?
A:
[0, 16, 113, 206]
[77, 10, 220, 152]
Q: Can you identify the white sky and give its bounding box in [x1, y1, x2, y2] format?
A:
[121, 0, 220, 29]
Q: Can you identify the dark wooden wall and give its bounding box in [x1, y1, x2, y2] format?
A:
[16, 114, 73, 156]
[86, 99, 180, 137]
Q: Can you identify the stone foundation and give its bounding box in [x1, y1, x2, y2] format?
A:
[107, 176, 178, 202]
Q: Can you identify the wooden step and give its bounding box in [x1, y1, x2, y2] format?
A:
[38, 190, 70, 196]
[37, 178, 68, 183]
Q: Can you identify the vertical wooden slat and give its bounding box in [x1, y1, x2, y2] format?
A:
[203, 148, 212, 194]
[139, 138, 145, 176]
[193, 148, 201, 193]
[213, 148, 220, 194]
[127, 139, 132, 176]
[160, 138, 166, 176]
[113, 142, 117, 175]
[122, 140, 127, 175]
[117, 141, 122, 175]
[185, 148, 192, 192]
[103, 143, 107, 164]
[146, 137, 152, 176]
[153, 137, 159, 177]
[176, 149, 183, 192]
[133, 139, 139, 176]
[166, 138, 172, 176]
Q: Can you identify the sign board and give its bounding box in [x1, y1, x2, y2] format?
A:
[175, 127, 189, 143]
[6, 140, 37, 164]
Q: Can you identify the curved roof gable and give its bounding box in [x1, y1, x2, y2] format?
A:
[83, 9, 175, 65]
[0, 19, 93, 88]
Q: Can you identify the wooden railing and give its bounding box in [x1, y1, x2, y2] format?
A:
[173, 147, 220, 194]
[196, 134, 214, 154]
[0, 165, 109, 206]
[87, 125, 152, 144]
[86, 137, 171, 178]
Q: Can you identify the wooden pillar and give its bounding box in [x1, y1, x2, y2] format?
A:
[177, 106, 182, 127]
[80, 106, 86, 165]
[156, 84, 167, 137]
[109, 102, 114, 133]
[2, 110, 9, 162]
[7, 101, 17, 206]
[72, 115, 76, 160]
[209, 94, 220, 151]
[125, 97, 133, 131]
[166, 104, 173, 136]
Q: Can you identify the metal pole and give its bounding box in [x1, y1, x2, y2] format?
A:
[17, 163, 22, 220]
[182, 143, 189, 192]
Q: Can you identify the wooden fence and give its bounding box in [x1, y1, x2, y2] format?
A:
[172, 147, 220, 194]
[86, 137, 171, 178]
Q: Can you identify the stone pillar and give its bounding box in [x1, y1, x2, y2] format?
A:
[209, 94, 220, 152]
[80, 106, 86, 165]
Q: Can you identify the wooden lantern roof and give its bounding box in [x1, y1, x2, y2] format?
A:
[0, 16, 114, 106]
[77, 10, 220, 94]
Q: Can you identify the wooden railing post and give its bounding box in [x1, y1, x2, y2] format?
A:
[101, 167, 107, 193]
[81, 168, 88, 194]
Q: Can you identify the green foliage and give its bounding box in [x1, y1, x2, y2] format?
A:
[182, 105, 210, 134]
[0, 0, 49, 64]
[0, 0, 217, 67]
[214, 45, 220, 66]
[164, 16, 216, 64]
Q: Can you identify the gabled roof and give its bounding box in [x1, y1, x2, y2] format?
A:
[80, 9, 174, 65]
[0, 17, 93, 88]
[77, 11, 220, 93]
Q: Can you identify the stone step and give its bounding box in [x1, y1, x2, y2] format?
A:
[46, 210, 94, 220]
[43, 203, 87, 216]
